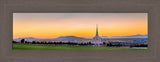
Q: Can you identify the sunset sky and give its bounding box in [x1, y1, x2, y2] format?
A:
[13, 13, 148, 39]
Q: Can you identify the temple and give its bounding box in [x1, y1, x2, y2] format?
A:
[93, 24, 102, 47]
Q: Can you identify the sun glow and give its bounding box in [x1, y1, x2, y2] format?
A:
[13, 13, 148, 39]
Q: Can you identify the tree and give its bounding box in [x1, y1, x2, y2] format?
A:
[103, 42, 106, 45]
[32, 41, 36, 44]
[21, 39, 25, 43]
[13, 40, 18, 43]
[25, 41, 28, 44]
[88, 42, 91, 44]
[107, 42, 113, 47]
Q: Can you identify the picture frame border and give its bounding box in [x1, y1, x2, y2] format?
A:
[0, 0, 160, 62]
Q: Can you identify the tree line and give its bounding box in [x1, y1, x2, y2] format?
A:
[12, 39, 147, 47]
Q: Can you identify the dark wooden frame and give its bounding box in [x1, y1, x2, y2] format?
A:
[0, 0, 160, 62]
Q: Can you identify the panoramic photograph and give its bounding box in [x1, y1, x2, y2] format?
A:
[13, 13, 148, 50]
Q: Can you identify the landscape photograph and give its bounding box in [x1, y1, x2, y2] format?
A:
[13, 13, 148, 50]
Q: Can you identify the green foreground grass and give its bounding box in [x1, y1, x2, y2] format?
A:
[13, 43, 147, 50]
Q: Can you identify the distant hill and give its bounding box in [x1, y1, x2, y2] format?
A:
[109, 35, 148, 38]
[13, 35, 148, 42]
[55, 36, 85, 40]
[84, 36, 108, 39]
[13, 37, 38, 42]
[84, 35, 147, 39]
[13, 36, 86, 42]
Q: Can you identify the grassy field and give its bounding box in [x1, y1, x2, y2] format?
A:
[13, 43, 147, 50]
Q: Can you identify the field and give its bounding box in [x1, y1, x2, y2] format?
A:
[13, 43, 147, 50]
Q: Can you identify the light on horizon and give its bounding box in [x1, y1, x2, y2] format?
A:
[13, 13, 148, 39]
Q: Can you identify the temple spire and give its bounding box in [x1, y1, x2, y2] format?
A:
[96, 24, 99, 36]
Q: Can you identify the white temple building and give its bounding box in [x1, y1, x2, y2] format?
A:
[92, 24, 102, 47]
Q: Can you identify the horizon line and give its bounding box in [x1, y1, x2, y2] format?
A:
[13, 34, 148, 39]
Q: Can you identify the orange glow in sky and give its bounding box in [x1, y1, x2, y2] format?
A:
[13, 13, 148, 39]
